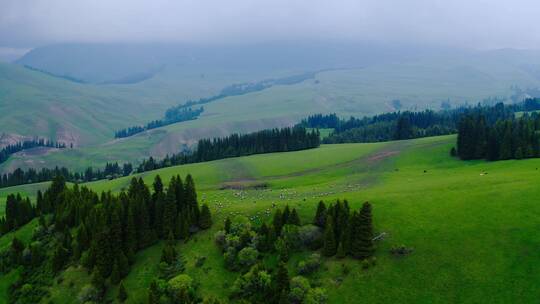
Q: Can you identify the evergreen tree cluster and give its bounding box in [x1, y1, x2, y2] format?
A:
[136, 126, 320, 172]
[316, 200, 375, 259]
[195, 126, 320, 162]
[0, 138, 66, 165]
[1, 173, 210, 289]
[114, 107, 204, 138]
[457, 112, 540, 160]
[216, 200, 375, 279]
[299, 113, 341, 129]
[300, 99, 540, 144]
[0, 162, 133, 189]
[0, 194, 35, 234]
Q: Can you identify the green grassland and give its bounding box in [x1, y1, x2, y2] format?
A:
[5, 48, 540, 173]
[2, 135, 540, 303]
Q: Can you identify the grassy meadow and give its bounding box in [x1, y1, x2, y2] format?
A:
[2, 134, 540, 303]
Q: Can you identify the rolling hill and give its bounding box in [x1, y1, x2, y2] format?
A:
[5, 45, 540, 174]
[1, 135, 540, 303]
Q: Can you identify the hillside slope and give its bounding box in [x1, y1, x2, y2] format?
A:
[5, 47, 540, 173]
[6, 48, 540, 172]
[2, 135, 540, 303]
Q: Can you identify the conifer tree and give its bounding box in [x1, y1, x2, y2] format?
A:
[125, 206, 137, 255]
[117, 281, 128, 302]
[289, 208, 301, 225]
[180, 215, 190, 240]
[9, 237, 24, 265]
[322, 216, 337, 257]
[275, 237, 289, 262]
[275, 262, 290, 303]
[257, 222, 271, 252]
[109, 207, 123, 260]
[224, 217, 231, 234]
[161, 232, 178, 265]
[76, 223, 90, 252]
[148, 280, 160, 304]
[110, 261, 121, 284]
[117, 251, 129, 277]
[198, 203, 212, 229]
[36, 190, 43, 214]
[358, 202, 374, 258]
[336, 242, 346, 259]
[282, 205, 291, 225]
[314, 201, 327, 227]
[351, 202, 374, 259]
[184, 174, 199, 223]
[273, 209, 284, 236]
[163, 182, 178, 238]
[51, 242, 67, 272]
[91, 268, 106, 293]
[94, 229, 113, 277]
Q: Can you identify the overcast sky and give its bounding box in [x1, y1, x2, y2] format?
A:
[1, 0, 540, 50]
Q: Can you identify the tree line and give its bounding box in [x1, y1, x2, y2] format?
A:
[136, 126, 320, 173]
[114, 107, 204, 138]
[0, 138, 66, 165]
[299, 98, 540, 144]
[1, 126, 319, 189]
[0, 162, 133, 189]
[1, 174, 212, 303]
[456, 112, 540, 160]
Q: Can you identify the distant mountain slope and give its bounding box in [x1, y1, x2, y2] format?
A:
[16, 42, 449, 84]
[0, 62, 134, 146]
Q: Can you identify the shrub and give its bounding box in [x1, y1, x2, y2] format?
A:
[224, 247, 237, 270]
[237, 247, 259, 269]
[289, 276, 311, 303]
[77, 284, 101, 303]
[304, 287, 328, 304]
[297, 253, 322, 275]
[214, 231, 226, 250]
[168, 274, 195, 303]
[298, 225, 323, 249]
[361, 259, 371, 270]
[390, 245, 413, 256]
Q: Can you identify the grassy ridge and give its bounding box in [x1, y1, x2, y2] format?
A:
[2, 135, 540, 302]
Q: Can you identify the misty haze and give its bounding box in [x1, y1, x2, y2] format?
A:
[1, 1, 540, 303]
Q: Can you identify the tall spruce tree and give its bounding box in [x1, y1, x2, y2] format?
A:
[163, 181, 178, 238]
[198, 203, 212, 229]
[224, 217, 231, 234]
[273, 209, 284, 236]
[275, 262, 290, 303]
[184, 174, 199, 224]
[314, 201, 327, 228]
[289, 208, 301, 225]
[322, 216, 337, 257]
[117, 281, 128, 302]
[352, 202, 374, 259]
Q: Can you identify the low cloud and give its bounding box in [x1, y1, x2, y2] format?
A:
[1, 0, 539, 49]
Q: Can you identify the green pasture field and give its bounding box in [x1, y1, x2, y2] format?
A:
[2, 135, 540, 303]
